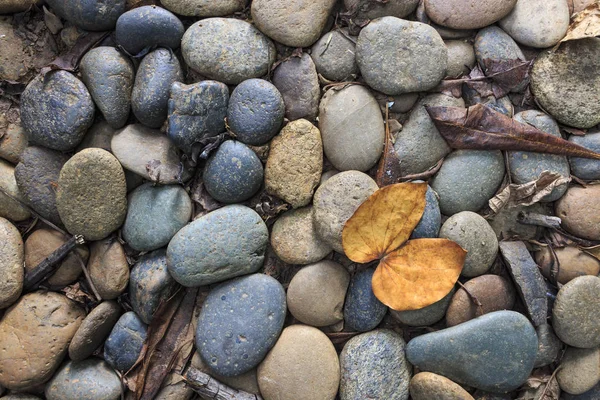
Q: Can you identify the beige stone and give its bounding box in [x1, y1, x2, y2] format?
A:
[0, 18, 29, 81]
[535, 245, 600, 285]
[556, 185, 600, 241]
[424, 0, 517, 29]
[410, 372, 474, 400]
[88, 238, 130, 300]
[0, 117, 27, 164]
[68, 300, 122, 361]
[445, 40, 475, 77]
[0, 159, 30, 221]
[557, 346, 600, 395]
[0, 217, 23, 309]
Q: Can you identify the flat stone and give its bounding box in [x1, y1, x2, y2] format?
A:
[344, 268, 387, 332]
[411, 183, 442, 239]
[197, 274, 286, 377]
[46, 358, 121, 400]
[272, 54, 320, 121]
[0, 217, 23, 309]
[0, 118, 27, 164]
[21, 71, 94, 151]
[161, 0, 247, 16]
[104, 311, 148, 372]
[356, 17, 446, 95]
[123, 183, 192, 252]
[0, 160, 30, 222]
[345, 0, 419, 19]
[181, 18, 275, 85]
[569, 132, 600, 180]
[406, 311, 538, 393]
[557, 347, 600, 395]
[499, 241, 548, 326]
[445, 40, 475, 77]
[319, 85, 384, 172]
[410, 372, 475, 400]
[535, 245, 600, 285]
[391, 288, 454, 327]
[167, 205, 268, 286]
[311, 30, 358, 82]
[424, 0, 517, 29]
[555, 185, 600, 241]
[534, 323, 561, 368]
[531, 38, 600, 129]
[88, 238, 130, 300]
[46, 0, 125, 31]
[69, 301, 122, 361]
[340, 329, 411, 400]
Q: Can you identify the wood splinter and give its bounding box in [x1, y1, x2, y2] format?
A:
[184, 367, 263, 400]
[517, 211, 562, 229]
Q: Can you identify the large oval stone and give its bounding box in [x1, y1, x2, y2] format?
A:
[0, 217, 23, 309]
[45, 0, 125, 31]
[104, 311, 148, 372]
[423, 0, 517, 29]
[311, 30, 358, 82]
[45, 358, 121, 400]
[69, 301, 122, 361]
[88, 239, 130, 300]
[167, 205, 268, 287]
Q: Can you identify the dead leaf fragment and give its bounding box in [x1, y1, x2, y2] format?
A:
[40, 30, 110, 76]
[559, 2, 600, 45]
[43, 6, 63, 35]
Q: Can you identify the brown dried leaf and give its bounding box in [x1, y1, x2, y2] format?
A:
[376, 106, 403, 187]
[559, 2, 600, 44]
[40, 31, 109, 76]
[481, 58, 532, 98]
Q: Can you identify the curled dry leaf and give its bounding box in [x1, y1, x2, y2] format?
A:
[559, 2, 600, 45]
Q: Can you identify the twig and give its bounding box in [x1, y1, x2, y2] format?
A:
[570, 174, 588, 187]
[517, 211, 562, 229]
[539, 365, 561, 400]
[75, 253, 102, 302]
[456, 281, 484, 315]
[184, 367, 263, 400]
[398, 158, 444, 182]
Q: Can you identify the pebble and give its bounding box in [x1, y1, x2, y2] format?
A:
[423, 0, 517, 29]
[394, 94, 464, 176]
[168, 80, 229, 152]
[203, 140, 263, 203]
[265, 119, 323, 207]
[122, 183, 192, 252]
[319, 85, 384, 172]
[534, 323, 561, 368]
[391, 288, 454, 326]
[68, 301, 122, 361]
[115, 6, 184, 55]
[228, 79, 284, 146]
[287, 261, 350, 327]
[161, 0, 246, 16]
[80, 47, 134, 129]
[474, 26, 526, 67]
[0, 218, 22, 309]
[76, 120, 115, 153]
[111, 124, 188, 184]
[257, 325, 340, 400]
[446, 275, 515, 326]
[197, 274, 286, 376]
[251, 0, 336, 48]
[311, 30, 358, 82]
[531, 39, 600, 129]
[406, 311, 537, 393]
[24, 228, 89, 287]
[0, 119, 27, 165]
[345, 0, 419, 19]
[439, 212, 498, 277]
[88, 238, 130, 300]
[339, 329, 411, 400]
[56, 149, 127, 241]
[431, 150, 505, 216]
[167, 205, 268, 286]
[104, 311, 148, 372]
[410, 372, 475, 400]
[390, 93, 419, 113]
[46, 0, 125, 31]
[312, 171, 378, 253]
[356, 17, 446, 95]
[0, 291, 84, 390]
[45, 358, 121, 400]
[272, 54, 320, 121]
[21, 71, 94, 151]
[0, 0, 33, 13]
[344, 268, 387, 332]
[535, 245, 600, 285]
[557, 347, 600, 395]
[193, 352, 261, 394]
[445, 40, 476, 77]
[569, 132, 600, 181]
[411, 183, 442, 239]
[0, 160, 30, 221]
[415, 1, 475, 40]
[552, 276, 600, 348]
[130, 250, 179, 324]
[499, 0, 570, 48]
[181, 18, 275, 85]
[555, 185, 600, 241]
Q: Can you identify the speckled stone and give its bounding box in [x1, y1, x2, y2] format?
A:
[391, 288, 454, 326]
[557, 347, 600, 395]
[424, 0, 517, 29]
[197, 274, 286, 377]
[311, 30, 358, 82]
[344, 268, 387, 332]
[56, 148, 127, 241]
[272, 54, 320, 121]
[0, 218, 23, 309]
[0, 119, 27, 165]
[161, 0, 247, 16]
[14, 146, 68, 226]
[340, 329, 411, 400]
[45, 358, 121, 400]
[474, 26, 526, 67]
[531, 39, 600, 129]
[168, 80, 229, 152]
[431, 150, 505, 216]
[555, 185, 600, 241]
[123, 183, 192, 252]
[80, 47, 134, 129]
[69, 301, 122, 361]
[552, 276, 600, 348]
[88, 238, 130, 300]
[130, 250, 179, 324]
[115, 6, 184, 55]
[46, 0, 125, 31]
[356, 17, 447, 95]
[21, 71, 94, 151]
[345, 0, 419, 19]
[569, 132, 600, 181]
[319, 85, 384, 172]
[411, 184, 442, 239]
[406, 311, 537, 393]
[228, 79, 284, 146]
[534, 323, 561, 368]
[312, 171, 378, 253]
[182, 18, 275, 85]
[535, 245, 600, 285]
[203, 140, 263, 203]
[445, 40, 476, 77]
[410, 372, 475, 400]
[104, 311, 148, 372]
[167, 205, 268, 286]
[0, 160, 30, 222]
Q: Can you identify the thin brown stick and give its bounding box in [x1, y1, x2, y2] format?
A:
[398, 158, 444, 182]
[75, 254, 102, 302]
[539, 365, 561, 400]
[184, 367, 263, 400]
[457, 281, 484, 315]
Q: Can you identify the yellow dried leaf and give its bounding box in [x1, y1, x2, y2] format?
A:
[560, 2, 600, 44]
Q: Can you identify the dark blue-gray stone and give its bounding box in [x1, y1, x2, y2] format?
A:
[203, 140, 263, 203]
[343, 268, 387, 332]
[196, 273, 286, 377]
[406, 311, 538, 393]
[45, 0, 125, 31]
[115, 6, 184, 55]
[21, 71, 95, 151]
[14, 146, 69, 226]
[167, 81, 229, 152]
[104, 311, 148, 372]
[167, 205, 268, 287]
[272, 53, 320, 121]
[227, 79, 285, 146]
[132, 48, 183, 129]
[129, 249, 179, 324]
[122, 183, 192, 252]
[569, 132, 600, 180]
[391, 288, 454, 326]
[45, 358, 121, 400]
[562, 382, 600, 400]
[411, 183, 441, 239]
[340, 329, 411, 400]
